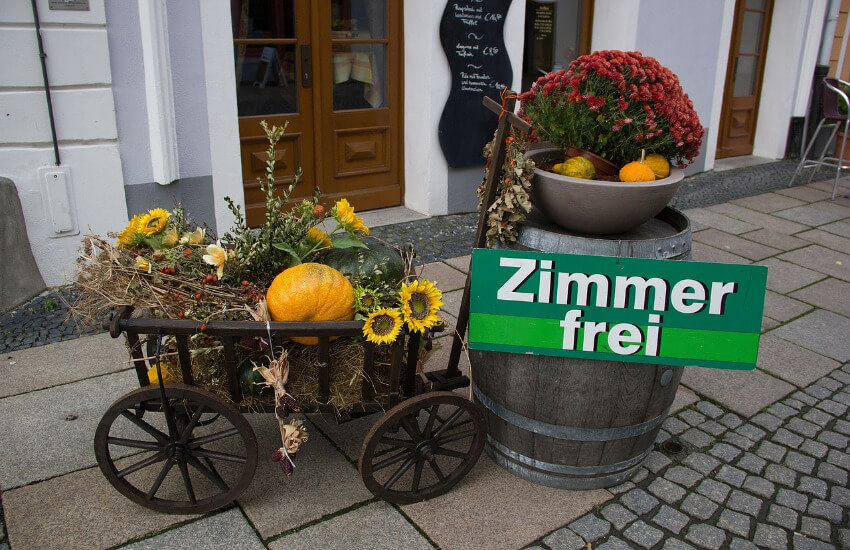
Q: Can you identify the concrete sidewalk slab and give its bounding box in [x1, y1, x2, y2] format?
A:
[757, 258, 826, 294]
[774, 205, 845, 227]
[268, 502, 432, 550]
[790, 278, 850, 317]
[681, 367, 794, 418]
[820, 220, 850, 238]
[739, 228, 809, 252]
[730, 193, 806, 213]
[770, 310, 850, 363]
[2, 462, 196, 550]
[796, 228, 850, 254]
[0, 369, 137, 489]
[121, 508, 264, 550]
[0, 332, 130, 399]
[692, 228, 780, 261]
[306, 412, 378, 463]
[440, 289, 463, 320]
[418, 261, 467, 292]
[707, 203, 809, 235]
[778, 245, 850, 282]
[401, 454, 612, 550]
[682, 209, 759, 235]
[237, 413, 372, 539]
[776, 187, 833, 203]
[444, 255, 471, 273]
[755, 335, 840, 388]
[762, 291, 812, 323]
[691, 243, 750, 264]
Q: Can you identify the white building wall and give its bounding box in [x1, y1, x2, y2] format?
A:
[0, 0, 128, 287]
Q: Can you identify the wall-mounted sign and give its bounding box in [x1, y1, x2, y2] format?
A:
[49, 0, 89, 11]
[438, 0, 513, 168]
[468, 248, 768, 370]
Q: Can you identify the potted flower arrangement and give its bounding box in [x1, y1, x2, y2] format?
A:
[516, 50, 704, 234]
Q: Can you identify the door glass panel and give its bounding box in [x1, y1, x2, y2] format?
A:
[738, 11, 764, 55]
[231, 0, 295, 39]
[331, 0, 386, 39]
[332, 44, 386, 110]
[733, 55, 757, 97]
[235, 44, 298, 116]
[745, 0, 766, 10]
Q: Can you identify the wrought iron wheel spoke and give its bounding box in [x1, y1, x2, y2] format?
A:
[121, 410, 169, 443]
[435, 429, 476, 446]
[146, 461, 174, 501]
[116, 452, 166, 478]
[187, 456, 229, 492]
[187, 428, 240, 449]
[427, 456, 446, 481]
[383, 456, 416, 490]
[433, 447, 468, 460]
[411, 457, 424, 493]
[107, 436, 162, 451]
[177, 459, 196, 504]
[432, 408, 465, 440]
[423, 405, 439, 438]
[399, 416, 422, 442]
[192, 448, 247, 464]
[379, 436, 416, 449]
[179, 404, 206, 444]
[372, 449, 413, 472]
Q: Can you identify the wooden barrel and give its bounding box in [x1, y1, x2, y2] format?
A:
[470, 207, 691, 489]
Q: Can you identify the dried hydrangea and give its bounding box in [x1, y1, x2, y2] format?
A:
[477, 135, 534, 246]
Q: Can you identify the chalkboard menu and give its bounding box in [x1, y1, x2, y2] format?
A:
[438, 0, 513, 168]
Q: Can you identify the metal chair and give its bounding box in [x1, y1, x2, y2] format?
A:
[790, 77, 850, 199]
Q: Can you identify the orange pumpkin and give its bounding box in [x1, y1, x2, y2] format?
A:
[267, 263, 355, 345]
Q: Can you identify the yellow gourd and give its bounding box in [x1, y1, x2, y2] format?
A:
[267, 263, 355, 345]
[644, 153, 670, 179]
[561, 156, 596, 179]
[619, 151, 657, 182]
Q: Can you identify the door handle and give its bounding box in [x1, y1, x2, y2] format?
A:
[300, 44, 312, 87]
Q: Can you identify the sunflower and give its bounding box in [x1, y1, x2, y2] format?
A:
[137, 208, 171, 236]
[353, 285, 380, 314]
[333, 198, 370, 235]
[400, 279, 443, 333]
[362, 308, 403, 345]
[116, 215, 144, 248]
[305, 226, 332, 248]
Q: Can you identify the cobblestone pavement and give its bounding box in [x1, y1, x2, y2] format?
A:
[528, 368, 850, 550]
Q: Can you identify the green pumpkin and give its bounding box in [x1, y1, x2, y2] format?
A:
[322, 238, 405, 286]
[238, 357, 274, 398]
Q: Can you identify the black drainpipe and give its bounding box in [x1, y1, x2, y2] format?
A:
[31, 0, 61, 166]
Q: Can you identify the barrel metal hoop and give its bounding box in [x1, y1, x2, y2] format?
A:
[486, 435, 652, 475]
[472, 382, 671, 441]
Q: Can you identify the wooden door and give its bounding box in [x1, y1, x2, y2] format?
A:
[232, 0, 402, 226]
[716, 0, 774, 159]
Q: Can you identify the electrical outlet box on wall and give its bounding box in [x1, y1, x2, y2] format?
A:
[38, 165, 79, 237]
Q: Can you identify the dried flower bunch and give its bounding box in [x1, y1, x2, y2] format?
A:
[519, 50, 704, 167]
[477, 134, 534, 246]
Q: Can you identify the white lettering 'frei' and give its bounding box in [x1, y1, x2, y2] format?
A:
[560, 310, 662, 356]
[497, 257, 536, 302]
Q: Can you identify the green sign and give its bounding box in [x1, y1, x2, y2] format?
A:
[468, 248, 767, 370]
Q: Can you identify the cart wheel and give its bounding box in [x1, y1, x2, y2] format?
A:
[94, 384, 258, 514]
[359, 391, 486, 504]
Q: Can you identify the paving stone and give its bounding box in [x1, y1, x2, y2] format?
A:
[714, 464, 746, 488]
[757, 258, 826, 293]
[600, 503, 637, 531]
[0, 369, 137, 490]
[766, 504, 798, 531]
[736, 452, 767, 475]
[695, 478, 731, 504]
[802, 384, 833, 400]
[772, 427, 804, 448]
[647, 478, 686, 504]
[751, 412, 783, 431]
[791, 390, 818, 406]
[671, 386, 701, 413]
[718, 509, 752, 539]
[742, 475, 775, 498]
[835, 419, 850, 436]
[665, 466, 704, 488]
[708, 203, 810, 235]
[680, 428, 715, 449]
[802, 408, 834, 427]
[766, 402, 798, 419]
[816, 397, 848, 416]
[776, 186, 833, 203]
[661, 539, 697, 550]
[594, 536, 633, 550]
[608, 481, 635, 495]
[818, 462, 848, 486]
[830, 485, 850, 507]
[679, 409, 707, 426]
[682, 366, 794, 417]
[782, 397, 806, 410]
[776, 488, 809, 512]
[622, 520, 663, 549]
[621, 488, 659, 515]
[685, 208, 759, 234]
[742, 229, 810, 254]
[652, 504, 690, 535]
[567, 514, 611, 543]
[792, 533, 835, 550]
[814, 376, 843, 392]
[763, 464, 797, 487]
[124, 509, 265, 550]
[680, 494, 718, 521]
[820, 219, 850, 238]
[840, 529, 850, 550]
[664, 416, 690, 435]
[697, 420, 725, 437]
[761, 316, 780, 332]
[799, 516, 832, 542]
[644, 451, 673, 473]
[732, 193, 807, 213]
[718, 413, 742, 429]
[826, 448, 850, 469]
[785, 451, 816, 475]
[419, 261, 469, 291]
[792, 279, 850, 319]
[683, 453, 721, 476]
[830, 369, 850, 383]
[631, 467, 650, 484]
[779, 246, 850, 284]
[708, 442, 741, 462]
[799, 439, 829, 459]
[692, 242, 750, 265]
[757, 336, 840, 388]
[756, 440, 788, 462]
[786, 418, 822, 438]
[752, 523, 788, 550]
[726, 490, 763, 517]
[796, 227, 850, 254]
[771, 310, 850, 362]
[833, 391, 850, 406]
[806, 498, 843, 522]
[775, 204, 846, 226]
[443, 255, 470, 273]
[722, 432, 756, 451]
[542, 528, 585, 550]
[691, 401, 722, 419]
[306, 411, 379, 462]
[692, 228, 781, 260]
[683, 523, 726, 550]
